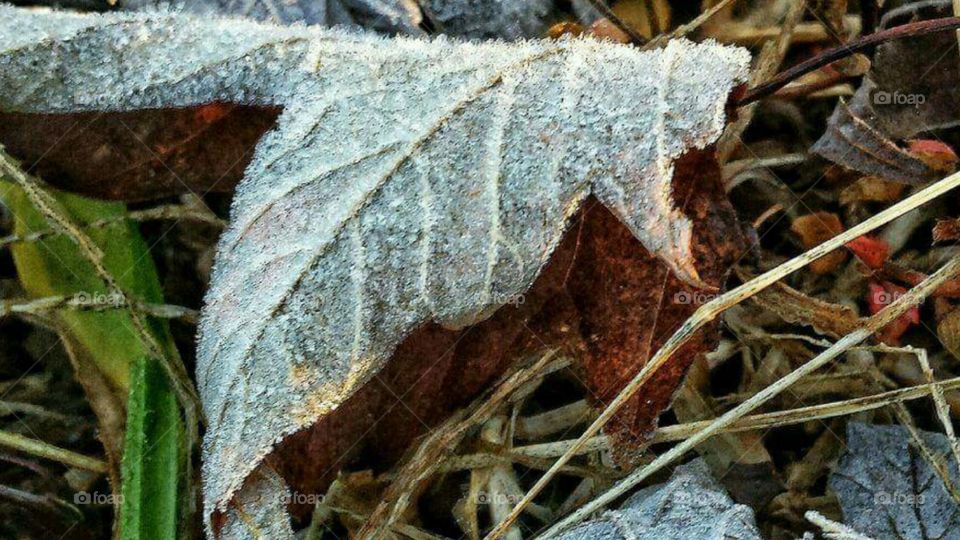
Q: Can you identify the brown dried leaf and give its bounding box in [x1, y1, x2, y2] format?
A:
[937, 303, 960, 360]
[791, 212, 847, 274]
[0, 105, 280, 201]
[738, 267, 864, 339]
[812, 1, 960, 184]
[934, 218, 960, 243]
[839, 175, 906, 206]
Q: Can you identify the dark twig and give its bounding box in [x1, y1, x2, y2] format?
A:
[738, 16, 960, 105]
[644, 0, 662, 36]
[584, 0, 646, 44]
[861, 0, 879, 37]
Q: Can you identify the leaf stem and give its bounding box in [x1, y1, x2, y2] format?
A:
[738, 16, 960, 105]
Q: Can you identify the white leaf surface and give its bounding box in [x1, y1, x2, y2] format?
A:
[830, 422, 960, 540]
[0, 7, 749, 536]
[556, 459, 761, 540]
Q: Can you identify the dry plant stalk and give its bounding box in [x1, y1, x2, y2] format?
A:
[888, 403, 960, 505]
[487, 168, 960, 539]
[2, 295, 198, 323]
[717, 0, 806, 161]
[356, 351, 568, 538]
[0, 430, 107, 473]
[512, 373, 960, 459]
[805, 510, 873, 540]
[0, 201, 223, 248]
[915, 348, 960, 479]
[642, 0, 740, 50]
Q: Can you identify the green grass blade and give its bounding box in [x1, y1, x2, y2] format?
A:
[0, 180, 188, 539]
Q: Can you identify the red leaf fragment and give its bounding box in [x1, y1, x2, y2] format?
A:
[867, 280, 919, 344]
[907, 139, 958, 174]
[845, 235, 890, 270]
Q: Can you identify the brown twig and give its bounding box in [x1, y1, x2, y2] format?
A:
[738, 16, 960, 105]
[642, 0, 739, 50]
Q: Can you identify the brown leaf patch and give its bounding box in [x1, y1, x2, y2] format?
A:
[791, 212, 847, 274]
[0, 105, 279, 201]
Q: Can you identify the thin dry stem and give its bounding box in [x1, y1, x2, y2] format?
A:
[718, 0, 806, 161]
[915, 348, 960, 479]
[0, 429, 107, 473]
[889, 403, 960, 506]
[805, 510, 874, 540]
[709, 16, 862, 45]
[512, 374, 960, 459]
[2, 295, 198, 323]
[642, 0, 740, 50]
[357, 351, 565, 539]
[0, 202, 223, 248]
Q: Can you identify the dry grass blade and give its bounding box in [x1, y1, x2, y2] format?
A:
[539, 255, 960, 537]
[0, 201, 223, 248]
[511, 373, 960, 459]
[2, 295, 198, 323]
[0, 430, 107, 473]
[916, 348, 960, 479]
[357, 351, 567, 539]
[718, 0, 806, 161]
[888, 403, 960, 505]
[805, 510, 873, 540]
[486, 169, 960, 539]
[642, 0, 740, 50]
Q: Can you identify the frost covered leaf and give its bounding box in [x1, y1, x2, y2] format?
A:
[829, 422, 960, 540]
[556, 459, 761, 540]
[0, 6, 749, 535]
[123, 0, 424, 34]
[420, 0, 556, 40]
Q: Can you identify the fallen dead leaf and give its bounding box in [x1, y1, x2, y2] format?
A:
[812, 2, 960, 184]
[867, 280, 920, 345]
[934, 218, 960, 243]
[0, 7, 751, 537]
[791, 212, 847, 274]
[839, 176, 906, 206]
[846, 235, 890, 270]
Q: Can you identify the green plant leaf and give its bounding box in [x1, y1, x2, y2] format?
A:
[0, 179, 187, 539]
[120, 355, 184, 540]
